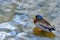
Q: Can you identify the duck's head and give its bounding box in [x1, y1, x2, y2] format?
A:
[36, 15, 43, 20]
[34, 15, 43, 24]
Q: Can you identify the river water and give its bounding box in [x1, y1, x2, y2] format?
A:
[0, 0, 60, 40]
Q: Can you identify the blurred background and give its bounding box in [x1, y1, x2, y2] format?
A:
[0, 0, 60, 40]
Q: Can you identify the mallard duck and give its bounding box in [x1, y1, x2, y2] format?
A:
[34, 15, 55, 32]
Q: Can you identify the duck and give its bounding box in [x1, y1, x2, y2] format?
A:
[34, 15, 55, 32]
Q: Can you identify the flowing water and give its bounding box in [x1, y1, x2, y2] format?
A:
[0, 0, 60, 40]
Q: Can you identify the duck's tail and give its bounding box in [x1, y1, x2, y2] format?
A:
[49, 27, 55, 32]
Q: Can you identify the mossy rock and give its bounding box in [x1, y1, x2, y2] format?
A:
[33, 27, 55, 39]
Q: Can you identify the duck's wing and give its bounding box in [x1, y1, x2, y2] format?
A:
[38, 22, 50, 29]
[41, 19, 55, 28]
[42, 19, 51, 26]
[38, 22, 55, 32]
[36, 22, 50, 32]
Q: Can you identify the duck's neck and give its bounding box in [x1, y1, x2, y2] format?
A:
[34, 18, 38, 24]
